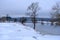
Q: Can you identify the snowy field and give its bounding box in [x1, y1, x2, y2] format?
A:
[0, 22, 60, 40]
[24, 22, 60, 35]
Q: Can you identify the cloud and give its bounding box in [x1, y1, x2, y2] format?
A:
[0, 0, 60, 17]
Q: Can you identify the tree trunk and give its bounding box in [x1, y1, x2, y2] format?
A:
[34, 23, 35, 29]
[33, 15, 36, 30]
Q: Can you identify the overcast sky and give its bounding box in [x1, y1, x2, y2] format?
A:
[0, 0, 60, 18]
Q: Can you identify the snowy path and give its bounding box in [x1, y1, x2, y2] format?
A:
[0, 23, 60, 40]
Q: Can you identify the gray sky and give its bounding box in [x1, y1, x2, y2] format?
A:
[0, 0, 60, 18]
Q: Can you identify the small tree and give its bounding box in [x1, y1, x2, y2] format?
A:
[1, 17, 6, 22]
[6, 14, 11, 22]
[14, 18, 17, 22]
[27, 2, 40, 29]
[20, 17, 27, 25]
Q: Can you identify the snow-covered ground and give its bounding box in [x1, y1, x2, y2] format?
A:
[0, 22, 60, 40]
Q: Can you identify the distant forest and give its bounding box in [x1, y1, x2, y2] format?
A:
[0, 16, 57, 23]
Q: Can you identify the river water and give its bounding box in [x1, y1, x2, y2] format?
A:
[24, 22, 60, 35]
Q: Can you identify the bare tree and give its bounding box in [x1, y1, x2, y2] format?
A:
[27, 2, 40, 29]
[51, 2, 60, 25]
[20, 17, 27, 25]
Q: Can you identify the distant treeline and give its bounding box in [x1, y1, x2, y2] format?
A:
[0, 16, 58, 23]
